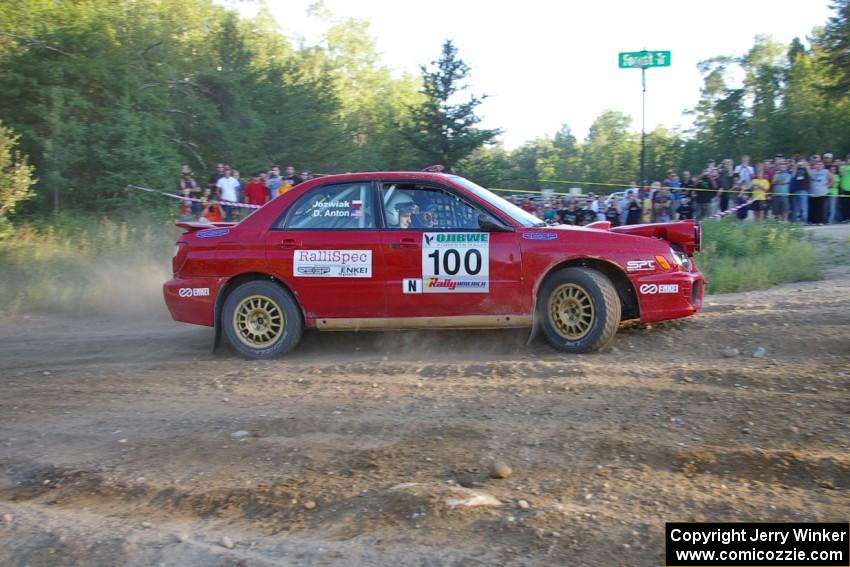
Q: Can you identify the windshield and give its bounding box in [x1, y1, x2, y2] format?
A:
[449, 176, 545, 227]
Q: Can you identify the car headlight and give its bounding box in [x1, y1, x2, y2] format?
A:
[670, 246, 691, 271]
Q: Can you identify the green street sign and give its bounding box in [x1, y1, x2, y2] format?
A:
[619, 50, 671, 69]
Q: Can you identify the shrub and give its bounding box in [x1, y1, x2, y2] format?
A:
[696, 218, 822, 293]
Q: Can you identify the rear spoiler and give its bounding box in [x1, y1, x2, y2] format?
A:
[175, 221, 235, 233]
[610, 219, 701, 255]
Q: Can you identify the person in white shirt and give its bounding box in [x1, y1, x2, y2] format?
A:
[216, 166, 241, 221]
[734, 155, 755, 191]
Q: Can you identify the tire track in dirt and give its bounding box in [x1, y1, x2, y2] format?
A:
[1, 227, 849, 566]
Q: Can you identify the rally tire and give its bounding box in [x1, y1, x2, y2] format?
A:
[538, 267, 621, 354]
[222, 281, 302, 359]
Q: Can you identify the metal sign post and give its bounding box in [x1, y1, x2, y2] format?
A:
[618, 50, 671, 187]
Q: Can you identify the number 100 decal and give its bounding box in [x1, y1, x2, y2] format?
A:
[421, 233, 490, 293]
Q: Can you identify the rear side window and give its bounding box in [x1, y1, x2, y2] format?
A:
[282, 183, 375, 230]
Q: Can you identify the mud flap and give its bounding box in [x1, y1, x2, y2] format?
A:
[212, 281, 228, 354]
[212, 314, 222, 353]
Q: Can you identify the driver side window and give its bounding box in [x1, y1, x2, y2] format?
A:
[381, 184, 491, 230]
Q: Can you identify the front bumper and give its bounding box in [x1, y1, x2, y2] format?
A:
[163, 276, 223, 327]
[634, 270, 704, 323]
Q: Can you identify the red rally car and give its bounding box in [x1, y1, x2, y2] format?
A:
[164, 172, 704, 359]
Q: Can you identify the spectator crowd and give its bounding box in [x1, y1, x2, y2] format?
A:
[173, 153, 850, 227]
[513, 153, 850, 227]
[176, 163, 312, 222]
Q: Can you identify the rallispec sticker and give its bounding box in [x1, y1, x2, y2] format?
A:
[522, 232, 558, 240]
[196, 228, 230, 239]
[178, 287, 210, 297]
[293, 250, 372, 278]
[626, 260, 656, 272]
[421, 233, 489, 293]
[639, 283, 679, 295]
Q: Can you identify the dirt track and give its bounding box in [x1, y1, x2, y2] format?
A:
[1, 227, 849, 566]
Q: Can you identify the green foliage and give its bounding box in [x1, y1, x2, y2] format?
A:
[0, 0, 848, 215]
[580, 111, 640, 185]
[686, 18, 850, 169]
[696, 218, 821, 293]
[404, 40, 501, 169]
[820, 0, 850, 94]
[0, 0, 424, 217]
[0, 121, 36, 238]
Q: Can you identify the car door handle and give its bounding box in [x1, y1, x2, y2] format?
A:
[392, 238, 418, 250]
[279, 238, 302, 250]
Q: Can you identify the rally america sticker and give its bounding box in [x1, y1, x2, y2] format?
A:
[639, 283, 679, 295]
[421, 233, 489, 293]
[294, 250, 372, 278]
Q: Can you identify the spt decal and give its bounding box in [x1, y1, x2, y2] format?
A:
[627, 260, 656, 272]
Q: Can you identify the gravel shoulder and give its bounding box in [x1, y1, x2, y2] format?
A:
[1, 225, 848, 566]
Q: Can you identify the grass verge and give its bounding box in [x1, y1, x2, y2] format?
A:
[696, 218, 823, 293]
[0, 214, 178, 315]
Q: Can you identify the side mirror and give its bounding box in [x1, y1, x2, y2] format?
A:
[478, 214, 511, 232]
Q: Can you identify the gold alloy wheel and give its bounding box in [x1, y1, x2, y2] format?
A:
[548, 283, 595, 340]
[232, 295, 284, 349]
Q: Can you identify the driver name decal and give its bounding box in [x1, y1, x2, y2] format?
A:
[421, 233, 489, 293]
[294, 250, 372, 278]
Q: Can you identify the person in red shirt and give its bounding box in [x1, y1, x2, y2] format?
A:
[520, 196, 536, 214]
[243, 172, 269, 212]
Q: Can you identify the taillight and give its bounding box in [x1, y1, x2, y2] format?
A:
[694, 221, 702, 252]
[172, 241, 189, 274]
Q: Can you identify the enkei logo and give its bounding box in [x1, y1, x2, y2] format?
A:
[339, 266, 369, 276]
[178, 287, 210, 298]
[639, 283, 679, 295]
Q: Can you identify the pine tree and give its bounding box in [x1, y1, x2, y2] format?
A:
[820, 0, 850, 93]
[405, 40, 500, 169]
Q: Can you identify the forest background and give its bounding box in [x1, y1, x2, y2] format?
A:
[1, 0, 849, 223]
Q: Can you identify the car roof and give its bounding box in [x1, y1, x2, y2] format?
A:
[306, 171, 460, 185]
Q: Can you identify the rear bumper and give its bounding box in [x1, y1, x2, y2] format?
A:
[634, 271, 704, 323]
[163, 276, 223, 327]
